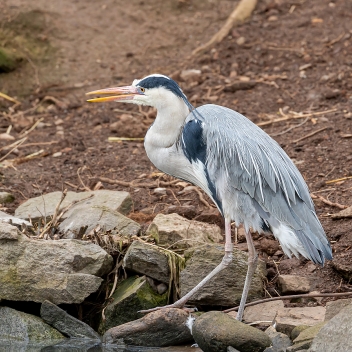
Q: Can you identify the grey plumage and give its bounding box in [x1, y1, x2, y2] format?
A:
[180, 104, 332, 265]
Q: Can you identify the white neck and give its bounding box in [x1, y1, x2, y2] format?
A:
[145, 91, 190, 149]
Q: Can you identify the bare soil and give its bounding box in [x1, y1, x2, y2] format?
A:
[1, 0, 352, 308]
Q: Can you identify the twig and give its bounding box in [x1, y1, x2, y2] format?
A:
[326, 176, 352, 184]
[108, 137, 144, 142]
[0, 137, 27, 162]
[113, 108, 143, 116]
[19, 118, 44, 138]
[293, 127, 330, 143]
[0, 92, 21, 105]
[223, 292, 352, 313]
[258, 109, 337, 127]
[311, 194, 348, 210]
[77, 167, 91, 191]
[107, 259, 124, 299]
[97, 176, 179, 189]
[326, 32, 345, 46]
[179, 186, 213, 208]
[192, 0, 257, 56]
[271, 117, 309, 137]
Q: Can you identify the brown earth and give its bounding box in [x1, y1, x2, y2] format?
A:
[0, 0, 352, 309]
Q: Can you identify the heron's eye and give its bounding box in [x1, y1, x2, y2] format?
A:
[139, 87, 145, 93]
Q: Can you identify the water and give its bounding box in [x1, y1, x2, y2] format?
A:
[0, 339, 202, 352]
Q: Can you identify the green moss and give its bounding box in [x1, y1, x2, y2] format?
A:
[0, 48, 19, 73]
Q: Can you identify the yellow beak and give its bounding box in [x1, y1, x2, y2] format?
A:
[86, 86, 141, 103]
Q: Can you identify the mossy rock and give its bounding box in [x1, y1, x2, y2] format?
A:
[98, 276, 168, 334]
[0, 48, 20, 73]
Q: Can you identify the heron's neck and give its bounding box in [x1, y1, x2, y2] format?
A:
[146, 97, 190, 148]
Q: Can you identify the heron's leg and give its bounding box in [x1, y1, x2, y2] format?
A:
[139, 218, 233, 314]
[236, 229, 258, 321]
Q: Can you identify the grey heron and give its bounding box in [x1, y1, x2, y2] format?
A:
[86, 74, 332, 321]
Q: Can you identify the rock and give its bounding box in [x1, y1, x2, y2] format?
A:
[15, 190, 133, 222]
[194, 208, 224, 227]
[99, 275, 168, 334]
[325, 298, 352, 320]
[124, 240, 184, 284]
[41, 339, 102, 351]
[308, 303, 352, 351]
[290, 325, 310, 340]
[0, 221, 21, 240]
[275, 307, 325, 335]
[0, 231, 113, 304]
[0, 306, 65, 342]
[0, 191, 15, 203]
[180, 69, 202, 83]
[165, 205, 197, 219]
[292, 322, 326, 350]
[259, 238, 280, 256]
[236, 36, 246, 45]
[243, 300, 285, 324]
[224, 81, 257, 92]
[286, 342, 311, 351]
[103, 308, 193, 346]
[58, 205, 140, 238]
[192, 311, 271, 352]
[40, 300, 100, 339]
[181, 244, 266, 306]
[277, 275, 311, 294]
[0, 210, 32, 227]
[146, 213, 222, 249]
[332, 205, 352, 219]
[265, 325, 292, 351]
[0, 47, 19, 72]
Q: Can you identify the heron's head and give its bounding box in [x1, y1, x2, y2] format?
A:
[86, 74, 192, 110]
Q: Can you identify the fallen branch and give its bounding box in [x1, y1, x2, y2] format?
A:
[326, 176, 352, 184]
[192, 0, 257, 56]
[97, 176, 179, 189]
[293, 127, 330, 143]
[0, 92, 21, 105]
[223, 292, 352, 313]
[311, 194, 348, 210]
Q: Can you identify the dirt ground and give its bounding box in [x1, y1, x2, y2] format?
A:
[1, 0, 352, 307]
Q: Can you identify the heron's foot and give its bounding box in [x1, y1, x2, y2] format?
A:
[139, 302, 196, 314]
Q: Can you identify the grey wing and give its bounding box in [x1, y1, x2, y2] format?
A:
[192, 104, 332, 264]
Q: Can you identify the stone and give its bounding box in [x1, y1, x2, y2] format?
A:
[103, 308, 193, 347]
[331, 206, 352, 219]
[40, 300, 100, 339]
[243, 300, 285, 324]
[259, 238, 280, 256]
[192, 311, 271, 352]
[59, 205, 140, 238]
[278, 275, 311, 294]
[41, 339, 102, 350]
[181, 244, 266, 306]
[290, 325, 310, 340]
[275, 307, 325, 335]
[99, 275, 168, 334]
[15, 190, 133, 222]
[0, 222, 21, 240]
[0, 210, 32, 227]
[264, 326, 292, 352]
[0, 192, 15, 203]
[286, 341, 311, 351]
[165, 205, 197, 219]
[123, 240, 184, 284]
[180, 69, 202, 82]
[146, 213, 222, 249]
[308, 303, 352, 351]
[0, 307, 65, 342]
[325, 298, 352, 320]
[0, 232, 113, 304]
[292, 322, 326, 349]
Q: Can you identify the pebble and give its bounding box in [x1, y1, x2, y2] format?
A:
[153, 187, 167, 195]
[236, 37, 246, 45]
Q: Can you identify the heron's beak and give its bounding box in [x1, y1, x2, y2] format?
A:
[86, 86, 141, 103]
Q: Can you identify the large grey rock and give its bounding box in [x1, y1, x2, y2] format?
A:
[181, 244, 266, 306]
[99, 275, 168, 334]
[192, 311, 271, 352]
[0, 228, 113, 304]
[0, 307, 65, 342]
[291, 322, 326, 350]
[59, 205, 140, 239]
[40, 300, 100, 339]
[103, 308, 193, 347]
[0, 221, 21, 240]
[325, 298, 352, 320]
[308, 303, 352, 352]
[15, 190, 133, 222]
[275, 307, 325, 335]
[242, 300, 285, 324]
[0, 210, 32, 227]
[277, 275, 311, 294]
[124, 240, 184, 284]
[146, 213, 222, 249]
